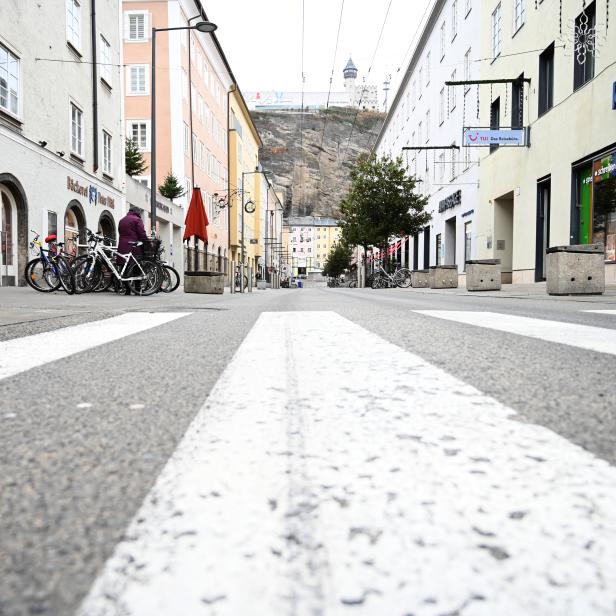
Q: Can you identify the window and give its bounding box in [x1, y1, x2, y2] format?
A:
[0, 43, 19, 116]
[513, 0, 525, 32]
[440, 21, 446, 59]
[464, 48, 471, 92]
[439, 88, 445, 124]
[451, 0, 458, 39]
[465, 0, 472, 16]
[129, 121, 149, 150]
[102, 131, 112, 175]
[490, 97, 500, 153]
[511, 74, 524, 129]
[411, 80, 416, 108]
[425, 110, 430, 142]
[181, 69, 188, 100]
[538, 43, 554, 115]
[48, 211, 58, 237]
[425, 52, 430, 84]
[418, 68, 423, 97]
[127, 12, 147, 41]
[464, 143, 471, 170]
[464, 221, 472, 268]
[127, 65, 147, 94]
[492, 4, 502, 58]
[192, 133, 198, 165]
[436, 234, 442, 265]
[418, 121, 422, 146]
[70, 102, 84, 157]
[66, 0, 81, 50]
[451, 146, 458, 180]
[439, 152, 445, 181]
[183, 123, 189, 154]
[573, 1, 595, 90]
[100, 36, 112, 84]
[449, 70, 456, 112]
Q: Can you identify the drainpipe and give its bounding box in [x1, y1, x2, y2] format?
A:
[90, 0, 99, 172]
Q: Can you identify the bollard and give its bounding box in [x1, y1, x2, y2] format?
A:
[465, 259, 501, 292]
[546, 244, 605, 295]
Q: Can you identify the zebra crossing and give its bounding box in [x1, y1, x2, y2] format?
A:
[73, 310, 616, 616]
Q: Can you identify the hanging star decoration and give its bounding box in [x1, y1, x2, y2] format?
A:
[562, 1, 605, 66]
[573, 4, 598, 65]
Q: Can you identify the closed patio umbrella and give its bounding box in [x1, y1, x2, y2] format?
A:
[183, 188, 209, 270]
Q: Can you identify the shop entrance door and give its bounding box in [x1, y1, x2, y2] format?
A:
[578, 164, 593, 244]
[494, 192, 514, 284]
[422, 226, 430, 269]
[535, 178, 551, 281]
[1, 187, 18, 286]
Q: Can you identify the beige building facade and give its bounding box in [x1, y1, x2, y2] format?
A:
[476, 0, 616, 283]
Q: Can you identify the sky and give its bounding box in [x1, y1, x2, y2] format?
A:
[204, 0, 433, 106]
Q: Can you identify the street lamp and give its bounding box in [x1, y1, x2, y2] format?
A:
[150, 20, 217, 235]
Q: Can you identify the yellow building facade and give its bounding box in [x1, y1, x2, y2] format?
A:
[228, 86, 263, 278]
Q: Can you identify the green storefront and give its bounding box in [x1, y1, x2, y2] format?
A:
[573, 146, 616, 262]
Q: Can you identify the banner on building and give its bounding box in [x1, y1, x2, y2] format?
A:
[463, 128, 527, 147]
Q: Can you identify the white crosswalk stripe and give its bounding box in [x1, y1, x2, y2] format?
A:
[414, 310, 616, 356]
[583, 310, 616, 315]
[78, 311, 616, 616]
[0, 312, 192, 381]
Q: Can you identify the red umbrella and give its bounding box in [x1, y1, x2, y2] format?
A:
[183, 188, 209, 243]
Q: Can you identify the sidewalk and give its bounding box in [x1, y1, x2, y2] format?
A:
[369, 281, 616, 302]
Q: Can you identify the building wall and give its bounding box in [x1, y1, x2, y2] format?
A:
[0, 0, 125, 285]
[122, 0, 231, 254]
[477, 0, 616, 283]
[376, 0, 480, 277]
[285, 217, 341, 276]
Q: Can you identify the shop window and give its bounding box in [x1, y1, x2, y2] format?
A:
[436, 233, 442, 265]
[592, 153, 616, 261]
[538, 43, 554, 116]
[490, 97, 500, 154]
[1, 193, 13, 266]
[573, 2, 595, 91]
[464, 222, 472, 269]
[48, 211, 58, 236]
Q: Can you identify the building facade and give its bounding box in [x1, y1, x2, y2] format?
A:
[0, 0, 125, 285]
[476, 0, 616, 283]
[283, 216, 341, 277]
[375, 0, 480, 279]
[122, 0, 232, 259]
[228, 86, 263, 279]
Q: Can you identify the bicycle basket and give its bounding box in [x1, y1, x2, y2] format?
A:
[142, 238, 161, 258]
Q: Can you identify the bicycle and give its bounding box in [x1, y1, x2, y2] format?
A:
[234, 267, 248, 291]
[73, 230, 162, 296]
[370, 264, 412, 289]
[24, 231, 75, 294]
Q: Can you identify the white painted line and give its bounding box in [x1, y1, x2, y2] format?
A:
[79, 311, 616, 615]
[415, 310, 616, 356]
[584, 309, 616, 315]
[0, 312, 191, 381]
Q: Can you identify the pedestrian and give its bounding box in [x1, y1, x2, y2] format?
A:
[117, 206, 149, 293]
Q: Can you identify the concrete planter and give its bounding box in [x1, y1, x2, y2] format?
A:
[429, 265, 458, 289]
[546, 244, 605, 295]
[411, 269, 430, 288]
[465, 259, 502, 292]
[184, 271, 225, 294]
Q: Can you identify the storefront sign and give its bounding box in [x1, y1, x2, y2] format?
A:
[66, 176, 115, 209]
[461, 209, 474, 218]
[463, 128, 526, 147]
[439, 189, 462, 213]
[593, 154, 616, 182]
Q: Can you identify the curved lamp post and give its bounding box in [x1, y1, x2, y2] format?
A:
[150, 20, 217, 235]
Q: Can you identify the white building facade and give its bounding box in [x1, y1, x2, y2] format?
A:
[0, 0, 125, 286]
[375, 0, 480, 279]
[476, 0, 616, 283]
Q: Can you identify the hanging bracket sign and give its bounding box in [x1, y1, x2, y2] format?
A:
[463, 127, 527, 147]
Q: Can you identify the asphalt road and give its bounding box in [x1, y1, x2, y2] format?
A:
[1, 285, 616, 615]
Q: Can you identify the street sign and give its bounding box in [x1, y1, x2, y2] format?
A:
[463, 128, 526, 147]
[249, 239, 258, 244]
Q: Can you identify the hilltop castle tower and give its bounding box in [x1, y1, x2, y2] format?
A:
[343, 57, 378, 109]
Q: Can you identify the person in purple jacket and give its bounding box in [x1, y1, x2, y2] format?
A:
[117, 206, 149, 293]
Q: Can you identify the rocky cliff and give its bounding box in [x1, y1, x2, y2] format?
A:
[251, 108, 385, 218]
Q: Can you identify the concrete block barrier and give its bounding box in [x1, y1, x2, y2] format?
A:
[411, 269, 430, 288]
[184, 271, 225, 294]
[429, 265, 458, 289]
[546, 244, 605, 295]
[465, 259, 502, 292]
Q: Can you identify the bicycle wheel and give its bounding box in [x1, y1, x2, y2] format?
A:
[24, 258, 60, 292]
[160, 265, 180, 293]
[371, 274, 383, 289]
[93, 262, 114, 292]
[56, 256, 75, 294]
[127, 260, 161, 296]
[73, 256, 102, 293]
[394, 268, 412, 288]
